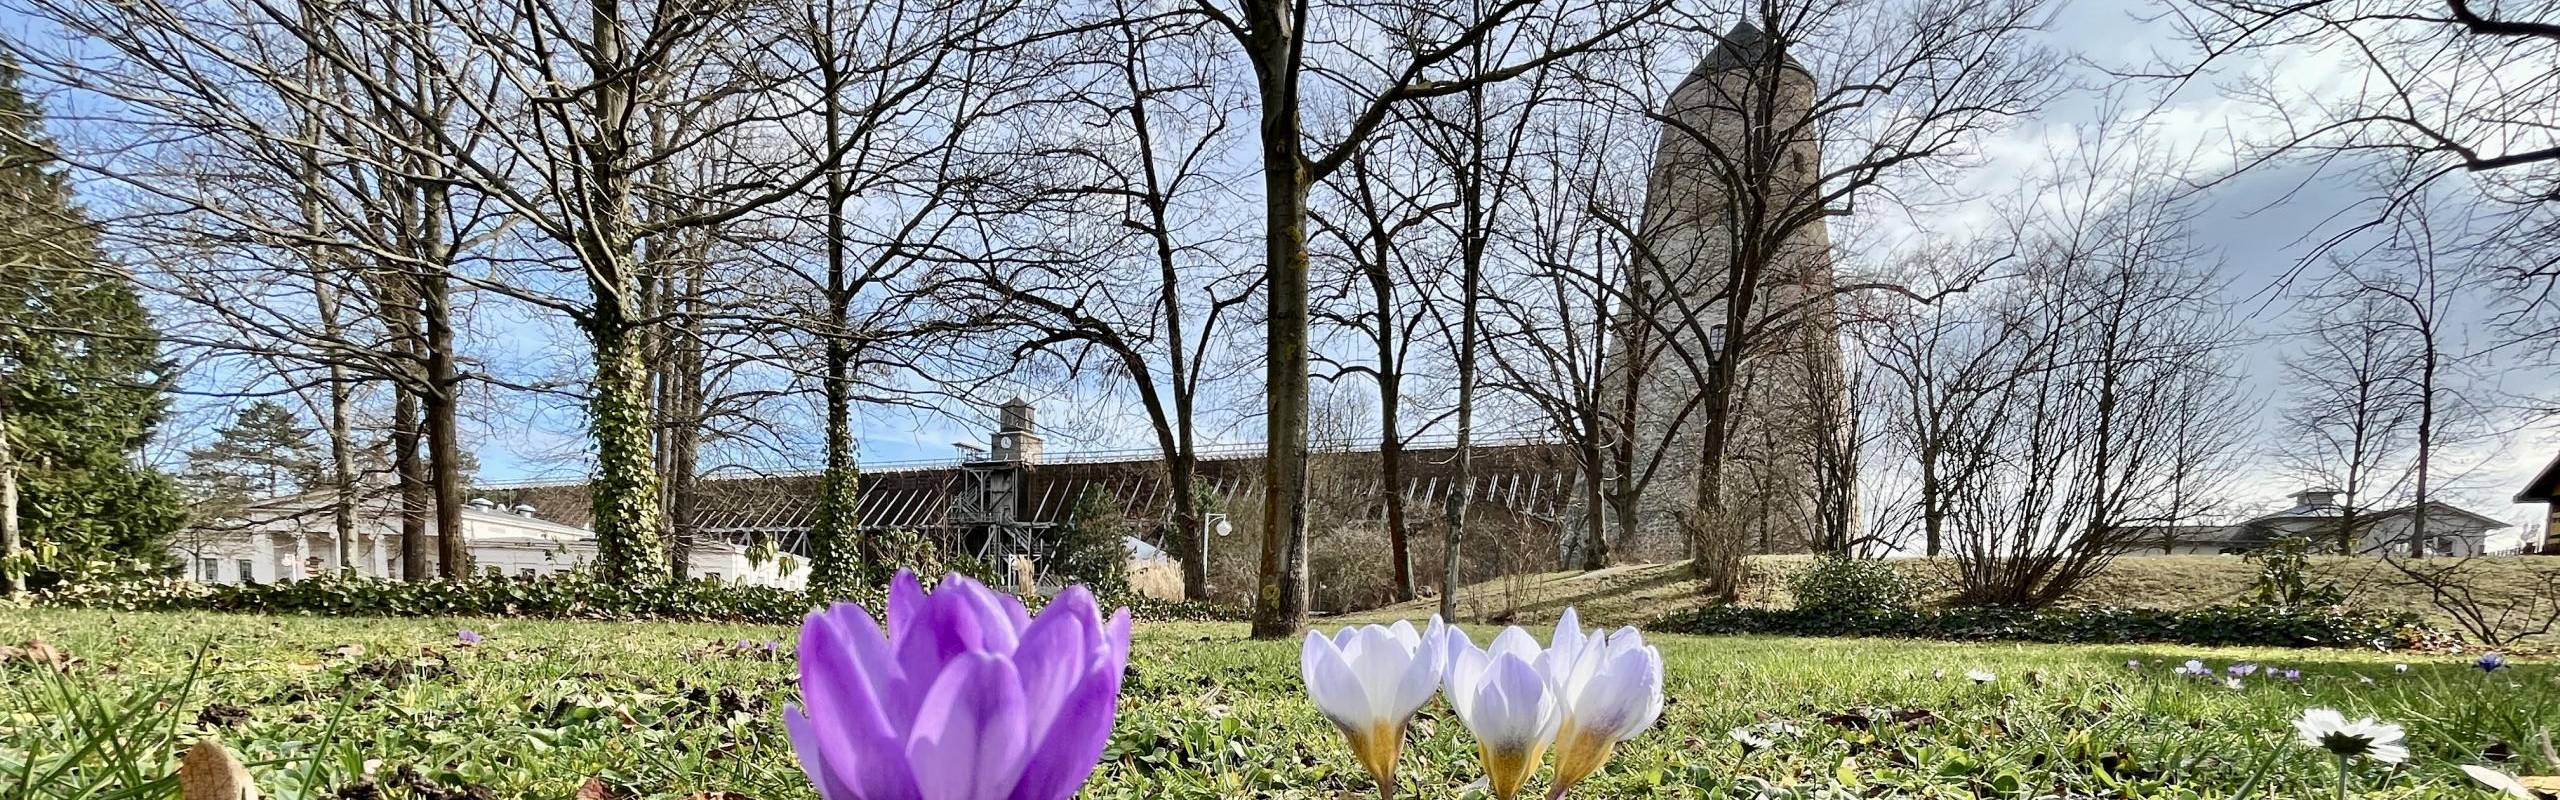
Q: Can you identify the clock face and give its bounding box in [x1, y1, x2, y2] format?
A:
[999, 435, 1015, 448]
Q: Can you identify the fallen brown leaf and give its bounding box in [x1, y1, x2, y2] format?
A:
[2519, 775, 2560, 799]
[6, 639, 75, 670]
[178, 738, 259, 800]
[574, 777, 618, 800]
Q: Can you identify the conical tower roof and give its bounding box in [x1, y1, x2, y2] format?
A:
[1683, 21, 1807, 85]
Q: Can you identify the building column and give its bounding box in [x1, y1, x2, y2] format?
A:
[291, 532, 308, 581]
[253, 534, 273, 584]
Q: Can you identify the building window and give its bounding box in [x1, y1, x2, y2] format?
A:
[198, 557, 220, 583]
[237, 559, 256, 584]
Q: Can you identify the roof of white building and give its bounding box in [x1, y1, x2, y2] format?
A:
[218, 491, 762, 555]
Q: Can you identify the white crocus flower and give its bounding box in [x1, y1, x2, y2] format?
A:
[1542, 609, 1664, 799]
[2292, 708, 2409, 763]
[1444, 625, 1562, 800]
[1964, 669, 1996, 684]
[1303, 617, 1448, 797]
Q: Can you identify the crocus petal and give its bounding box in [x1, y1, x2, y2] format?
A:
[907, 653, 1030, 800]
[1012, 590, 1103, 741]
[1353, 626, 1420, 721]
[1489, 626, 1545, 665]
[1572, 645, 1663, 740]
[1444, 633, 1487, 721]
[1303, 631, 1374, 728]
[1468, 653, 1557, 800]
[1552, 608, 1586, 664]
[887, 571, 929, 640]
[1385, 618, 1446, 716]
[937, 573, 1025, 652]
[785, 703, 869, 800]
[796, 606, 919, 799]
[1008, 653, 1126, 800]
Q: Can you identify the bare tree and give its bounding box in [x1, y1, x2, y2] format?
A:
[6, 0, 504, 579]
[1312, 132, 1450, 604]
[2275, 294, 2418, 553]
[2327, 193, 2489, 556]
[985, 4, 1255, 602]
[2158, 0, 2560, 396]
[1940, 127, 2253, 607]
[2386, 555, 2560, 647]
[1477, 85, 1650, 571]
[1200, 0, 1665, 637]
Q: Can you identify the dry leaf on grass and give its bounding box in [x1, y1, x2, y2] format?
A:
[179, 738, 259, 800]
[2522, 776, 2560, 799]
[3, 639, 77, 670]
[574, 777, 618, 800]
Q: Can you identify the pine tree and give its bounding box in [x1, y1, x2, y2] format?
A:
[0, 49, 183, 591]
[182, 400, 326, 516]
[1051, 490, 1130, 597]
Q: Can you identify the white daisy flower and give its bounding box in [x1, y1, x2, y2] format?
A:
[2292, 708, 2409, 763]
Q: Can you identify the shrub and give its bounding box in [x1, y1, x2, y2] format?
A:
[1783, 555, 1923, 614]
[1052, 490, 1133, 598]
[2244, 535, 2347, 608]
[1652, 603, 2433, 650]
[36, 570, 1239, 625]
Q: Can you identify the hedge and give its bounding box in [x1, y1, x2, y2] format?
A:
[1651, 603, 2440, 650]
[33, 572, 1243, 626]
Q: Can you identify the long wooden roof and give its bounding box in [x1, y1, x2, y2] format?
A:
[478, 442, 1580, 541]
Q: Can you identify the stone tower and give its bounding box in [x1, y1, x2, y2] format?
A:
[1594, 22, 1851, 560]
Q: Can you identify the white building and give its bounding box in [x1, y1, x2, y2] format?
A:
[2135, 488, 2517, 556]
[171, 494, 804, 587]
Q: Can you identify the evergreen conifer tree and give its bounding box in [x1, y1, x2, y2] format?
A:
[0, 49, 183, 591]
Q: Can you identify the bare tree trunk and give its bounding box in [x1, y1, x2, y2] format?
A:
[0, 390, 21, 595]
[1439, 85, 1490, 622]
[422, 271, 467, 578]
[1578, 437, 1608, 569]
[1249, 50, 1313, 640]
[291, 0, 360, 578]
[395, 384, 431, 580]
[1374, 285, 1415, 602]
[2410, 343, 2435, 556]
[324, 354, 356, 574]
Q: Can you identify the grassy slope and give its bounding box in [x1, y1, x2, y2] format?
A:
[4, 608, 2555, 799]
[1343, 555, 2560, 639]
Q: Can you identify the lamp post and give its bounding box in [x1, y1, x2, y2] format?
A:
[1200, 512, 1231, 596]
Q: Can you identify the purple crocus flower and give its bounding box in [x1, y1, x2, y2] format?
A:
[2475, 652, 2507, 673]
[456, 629, 482, 646]
[785, 571, 1131, 800]
[2278, 668, 2302, 682]
[2227, 662, 2258, 678]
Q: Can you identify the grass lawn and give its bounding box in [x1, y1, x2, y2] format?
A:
[3, 608, 2553, 799]
[1348, 556, 2560, 651]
